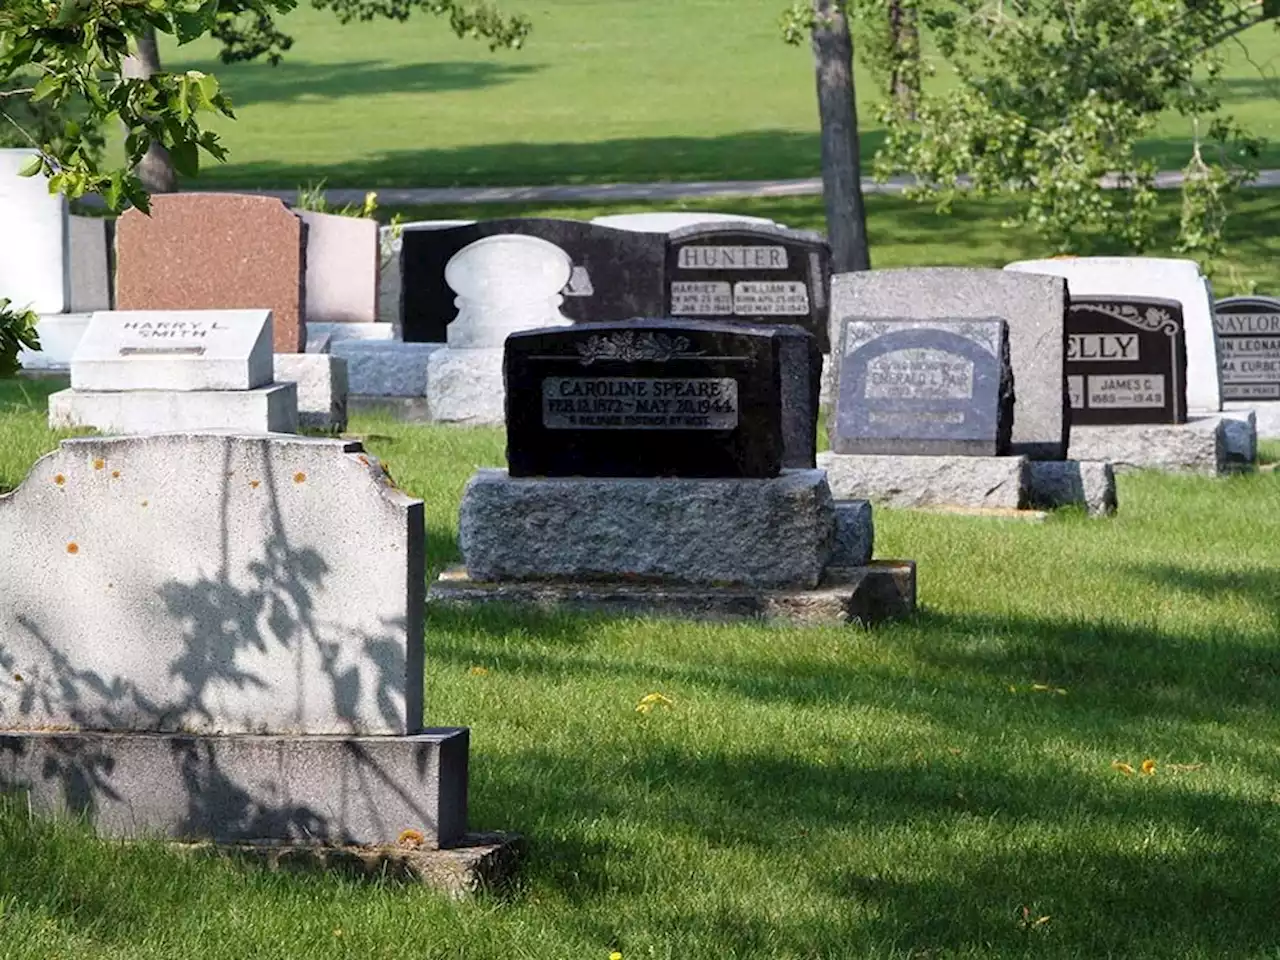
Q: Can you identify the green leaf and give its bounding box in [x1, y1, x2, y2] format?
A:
[30, 74, 60, 103]
[16, 155, 44, 178]
[172, 11, 209, 44]
[170, 139, 200, 177]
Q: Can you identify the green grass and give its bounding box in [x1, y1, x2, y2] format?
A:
[369, 190, 1280, 294]
[3, 380, 1280, 958]
[153, 0, 1280, 189]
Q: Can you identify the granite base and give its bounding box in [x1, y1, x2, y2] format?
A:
[818, 452, 1115, 516]
[0, 728, 470, 849]
[429, 562, 916, 626]
[274, 354, 348, 432]
[48, 383, 298, 434]
[427, 348, 504, 425]
[459, 469, 839, 589]
[1067, 415, 1257, 475]
[331, 341, 442, 397]
[1225, 402, 1280, 440]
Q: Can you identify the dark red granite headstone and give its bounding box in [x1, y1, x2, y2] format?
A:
[115, 193, 307, 353]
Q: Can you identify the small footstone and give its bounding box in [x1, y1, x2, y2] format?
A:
[1026, 460, 1117, 517]
[817, 452, 1028, 510]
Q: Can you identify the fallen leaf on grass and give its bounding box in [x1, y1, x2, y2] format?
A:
[635, 692, 674, 714]
[1111, 761, 1135, 775]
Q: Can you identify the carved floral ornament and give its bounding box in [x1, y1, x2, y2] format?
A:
[1070, 302, 1178, 335]
[575, 331, 706, 366]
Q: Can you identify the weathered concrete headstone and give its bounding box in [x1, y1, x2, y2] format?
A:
[0, 148, 69, 314]
[832, 318, 1014, 456]
[504, 319, 793, 478]
[830, 268, 1069, 460]
[297, 210, 378, 324]
[69, 309, 272, 392]
[400, 218, 667, 342]
[1066, 296, 1187, 425]
[0, 433, 470, 851]
[1006, 257, 1221, 412]
[1214, 296, 1280, 403]
[666, 224, 831, 350]
[115, 193, 307, 353]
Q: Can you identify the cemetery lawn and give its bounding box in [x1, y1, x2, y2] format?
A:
[3, 378, 1280, 958]
[155, 0, 1280, 188]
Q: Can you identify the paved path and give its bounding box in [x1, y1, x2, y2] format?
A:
[214, 169, 1280, 207]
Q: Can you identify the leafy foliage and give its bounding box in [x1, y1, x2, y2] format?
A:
[0, 300, 40, 378]
[867, 0, 1274, 262]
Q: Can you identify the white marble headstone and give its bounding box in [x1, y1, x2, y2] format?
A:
[0, 148, 70, 314]
[297, 210, 379, 323]
[70, 309, 273, 392]
[444, 234, 574, 348]
[591, 212, 781, 233]
[1005, 257, 1222, 413]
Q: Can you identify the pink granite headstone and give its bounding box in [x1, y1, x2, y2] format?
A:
[115, 193, 307, 353]
[297, 210, 379, 323]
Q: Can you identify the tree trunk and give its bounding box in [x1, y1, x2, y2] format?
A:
[811, 0, 870, 272]
[122, 27, 178, 193]
[888, 0, 919, 120]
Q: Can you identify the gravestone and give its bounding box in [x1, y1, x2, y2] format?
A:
[831, 268, 1069, 460]
[832, 318, 1013, 456]
[68, 215, 113, 312]
[666, 224, 831, 350]
[1005, 257, 1221, 412]
[297, 210, 378, 323]
[0, 433, 481, 857]
[1066, 297, 1187, 425]
[400, 218, 666, 342]
[444, 234, 575, 347]
[115, 193, 308, 353]
[1214, 296, 1280, 403]
[0, 148, 69, 314]
[50, 309, 296, 434]
[69, 309, 272, 392]
[504, 319, 789, 478]
[378, 220, 474, 326]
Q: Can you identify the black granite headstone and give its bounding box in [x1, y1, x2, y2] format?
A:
[400, 218, 668, 342]
[1066, 297, 1187, 425]
[665, 224, 832, 351]
[831, 318, 1014, 456]
[1214, 296, 1280, 402]
[505, 319, 793, 478]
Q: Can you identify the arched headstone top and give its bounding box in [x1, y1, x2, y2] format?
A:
[444, 234, 575, 348]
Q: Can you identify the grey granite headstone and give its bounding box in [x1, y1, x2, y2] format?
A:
[830, 268, 1069, 460]
[831, 317, 1013, 456]
[68, 215, 113, 312]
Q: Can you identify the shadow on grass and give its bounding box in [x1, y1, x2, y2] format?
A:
[180, 57, 540, 108]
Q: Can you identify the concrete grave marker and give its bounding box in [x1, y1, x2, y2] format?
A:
[832, 318, 1014, 456]
[666, 224, 831, 350]
[831, 268, 1070, 460]
[115, 193, 307, 353]
[444, 235, 575, 348]
[70, 309, 273, 392]
[0, 148, 69, 314]
[1066, 297, 1187, 425]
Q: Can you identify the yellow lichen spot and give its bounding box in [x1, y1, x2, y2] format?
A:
[93, 459, 105, 470]
[140, 500, 149, 508]
[250, 480, 260, 489]
[111, 470, 120, 479]
[66, 542, 79, 555]
[1111, 760, 1135, 776]
[54, 474, 65, 486]
[1141, 759, 1157, 775]
[358, 455, 370, 466]
[293, 472, 307, 484]
[397, 828, 425, 849]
